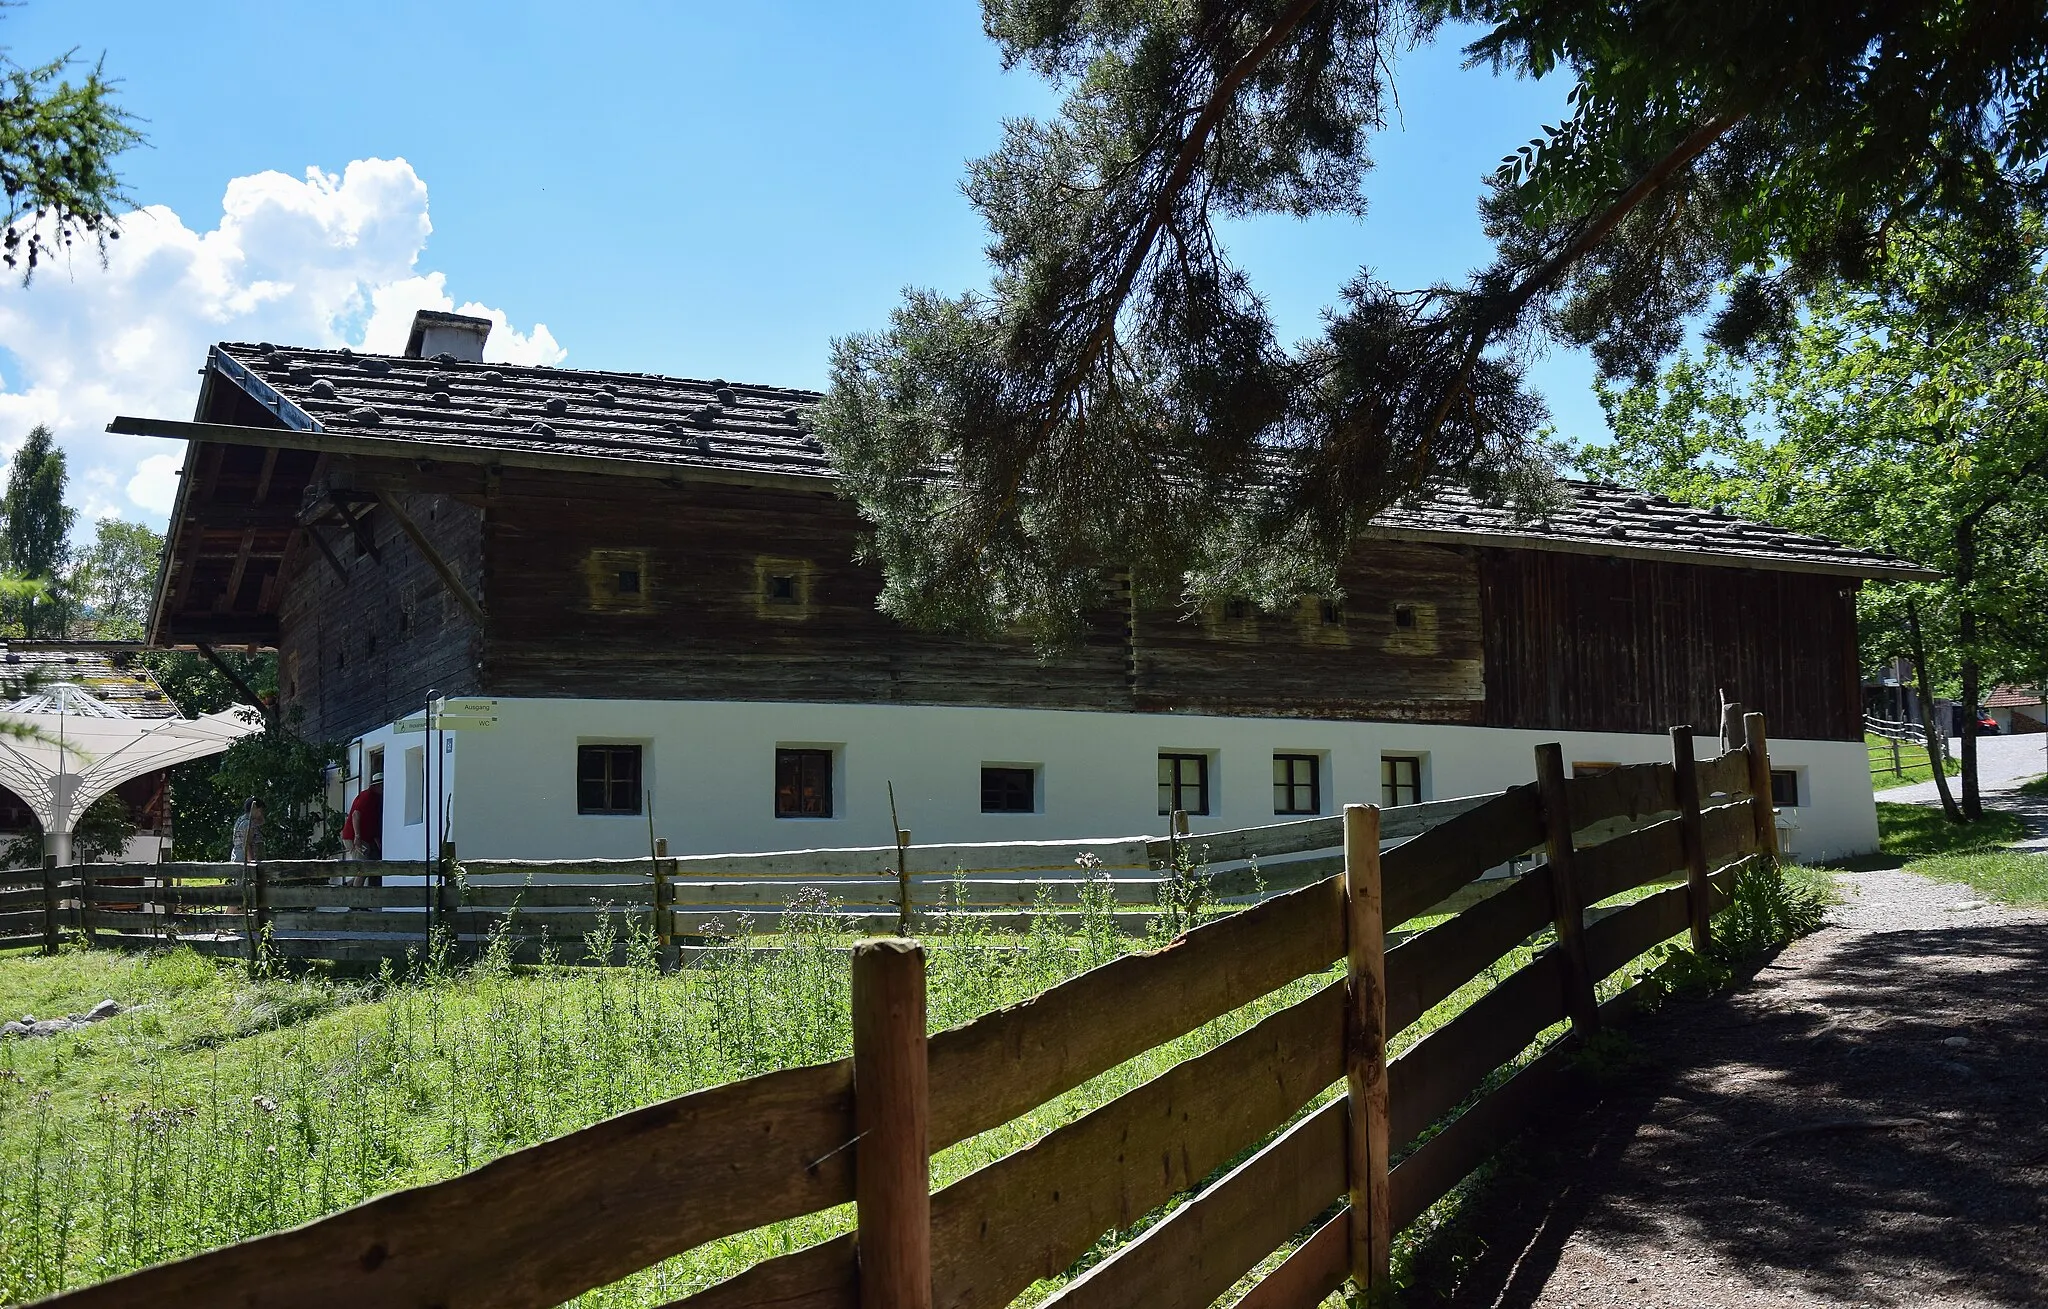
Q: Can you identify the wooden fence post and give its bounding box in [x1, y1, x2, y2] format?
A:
[41, 854, 58, 956]
[1669, 726, 1713, 954]
[653, 837, 675, 972]
[1719, 697, 1745, 756]
[249, 861, 269, 970]
[1533, 744, 1600, 1036]
[79, 868, 95, 948]
[851, 938, 932, 1309]
[1341, 803, 1391, 1298]
[1744, 712, 1781, 859]
[894, 828, 914, 937]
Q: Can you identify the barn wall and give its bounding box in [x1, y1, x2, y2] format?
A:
[1132, 541, 1485, 722]
[276, 488, 484, 742]
[1478, 549, 1862, 742]
[478, 471, 1491, 721]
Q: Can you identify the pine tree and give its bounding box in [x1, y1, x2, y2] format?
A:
[5, 425, 76, 638]
[820, 0, 2048, 638]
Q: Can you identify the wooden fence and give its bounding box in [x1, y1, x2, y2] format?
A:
[24, 715, 1781, 1309]
[0, 787, 1514, 965]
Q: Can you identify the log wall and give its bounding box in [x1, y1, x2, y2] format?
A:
[1478, 549, 1862, 742]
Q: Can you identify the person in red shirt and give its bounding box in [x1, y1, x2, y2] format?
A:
[341, 770, 384, 884]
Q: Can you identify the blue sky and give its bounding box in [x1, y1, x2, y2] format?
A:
[0, 1, 1597, 530]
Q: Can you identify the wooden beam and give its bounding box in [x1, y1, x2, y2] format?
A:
[195, 643, 273, 725]
[302, 523, 352, 585]
[214, 530, 256, 614]
[330, 495, 382, 563]
[375, 491, 487, 627]
[251, 446, 279, 505]
[109, 415, 826, 495]
[850, 940, 932, 1309]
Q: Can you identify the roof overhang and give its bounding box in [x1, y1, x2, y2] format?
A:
[1359, 523, 1940, 582]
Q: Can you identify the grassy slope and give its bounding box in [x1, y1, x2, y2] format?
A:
[1875, 801, 2048, 906]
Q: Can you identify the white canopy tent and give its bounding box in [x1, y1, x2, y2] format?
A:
[0, 682, 263, 865]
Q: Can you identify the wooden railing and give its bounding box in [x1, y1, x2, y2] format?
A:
[22, 716, 1781, 1309]
[0, 785, 1564, 963]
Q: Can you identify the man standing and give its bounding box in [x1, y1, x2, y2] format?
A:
[342, 770, 383, 885]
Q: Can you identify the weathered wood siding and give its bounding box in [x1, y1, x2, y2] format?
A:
[481, 471, 1131, 708]
[276, 482, 484, 742]
[1132, 541, 1486, 722]
[1478, 549, 1862, 741]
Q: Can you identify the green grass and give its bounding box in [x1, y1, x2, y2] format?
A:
[1874, 800, 2048, 908]
[2018, 773, 2048, 798]
[1866, 733, 1958, 790]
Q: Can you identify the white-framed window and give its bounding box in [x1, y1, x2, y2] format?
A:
[776, 745, 840, 818]
[403, 745, 426, 825]
[981, 764, 1040, 814]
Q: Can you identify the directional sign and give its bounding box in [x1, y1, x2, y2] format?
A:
[392, 697, 502, 733]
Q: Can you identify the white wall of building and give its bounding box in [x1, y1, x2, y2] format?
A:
[338, 698, 1879, 865]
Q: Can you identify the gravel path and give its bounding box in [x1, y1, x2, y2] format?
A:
[1878, 733, 2048, 807]
[1439, 866, 2048, 1308]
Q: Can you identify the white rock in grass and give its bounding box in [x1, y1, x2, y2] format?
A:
[28, 1019, 72, 1036]
[86, 999, 122, 1021]
[1947, 900, 1989, 912]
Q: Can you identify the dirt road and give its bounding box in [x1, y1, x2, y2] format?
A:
[1437, 866, 2047, 1308]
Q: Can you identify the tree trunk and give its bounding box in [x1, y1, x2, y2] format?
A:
[1907, 596, 1963, 822]
[1955, 518, 1982, 820]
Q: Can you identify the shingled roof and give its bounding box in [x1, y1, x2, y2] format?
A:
[120, 341, 1933, 581]
[0, 643, 177, 718]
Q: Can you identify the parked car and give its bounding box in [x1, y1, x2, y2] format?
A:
[1975, 709, 2000, 735]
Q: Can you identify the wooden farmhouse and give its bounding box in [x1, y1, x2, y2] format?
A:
[125, 311, 1928, 862]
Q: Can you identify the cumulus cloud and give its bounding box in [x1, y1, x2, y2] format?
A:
[0, 158, 564, 531]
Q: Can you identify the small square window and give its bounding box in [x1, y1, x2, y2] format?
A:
[1158, 753, 1210, 817]
[1381, 755, 1423, 808]
[768, 575, 797, 602]
[616, 568, 641, 595]
[981, 766, 1036, 814]
[1319, 599, 1343, 626]
[1393, 603, 1417, 629]
[776, 748, 834, 818]
[1770, 769, 1801, 808]
[1274, 754, 1321, 815]
[1223, 598, 1252, 621]
[577, 744, 643, 815]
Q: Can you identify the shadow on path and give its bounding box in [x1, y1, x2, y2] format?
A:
[1430, 888, 2047, 1308]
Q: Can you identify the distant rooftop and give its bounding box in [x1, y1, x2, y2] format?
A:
[0, 643, 176, 718]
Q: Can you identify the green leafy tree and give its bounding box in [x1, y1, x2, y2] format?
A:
[820, 1, 2048, 638]
[69, 517, 161, 640]
[4, 423, 74, 636]
[2, 24, 139, 278]
[1585, 218, 2048, 822]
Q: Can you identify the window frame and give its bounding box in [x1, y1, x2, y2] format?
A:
[1381, 754, 1424, 808]
[576, 743, 644, 816]
[1770, 768, 1802, 808]
[775, 747, 836, 819]
[980, 765, 1038, 814]
[1273, 753, 1322, 816]
[1158, 752, 1211, 817]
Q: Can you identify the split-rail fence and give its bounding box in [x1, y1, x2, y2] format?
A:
[19, 713, 1782, 1309]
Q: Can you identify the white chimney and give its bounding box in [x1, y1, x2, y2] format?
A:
[404, 310, 492, 362]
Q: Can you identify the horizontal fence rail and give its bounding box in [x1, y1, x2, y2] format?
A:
[6, 767, 1744, 963]
[26, 711, 1787, 1309]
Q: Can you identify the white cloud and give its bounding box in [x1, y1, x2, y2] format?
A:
[0, 158, 565, 532]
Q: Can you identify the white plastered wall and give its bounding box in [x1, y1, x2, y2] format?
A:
[340, 698, 1879, 865]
